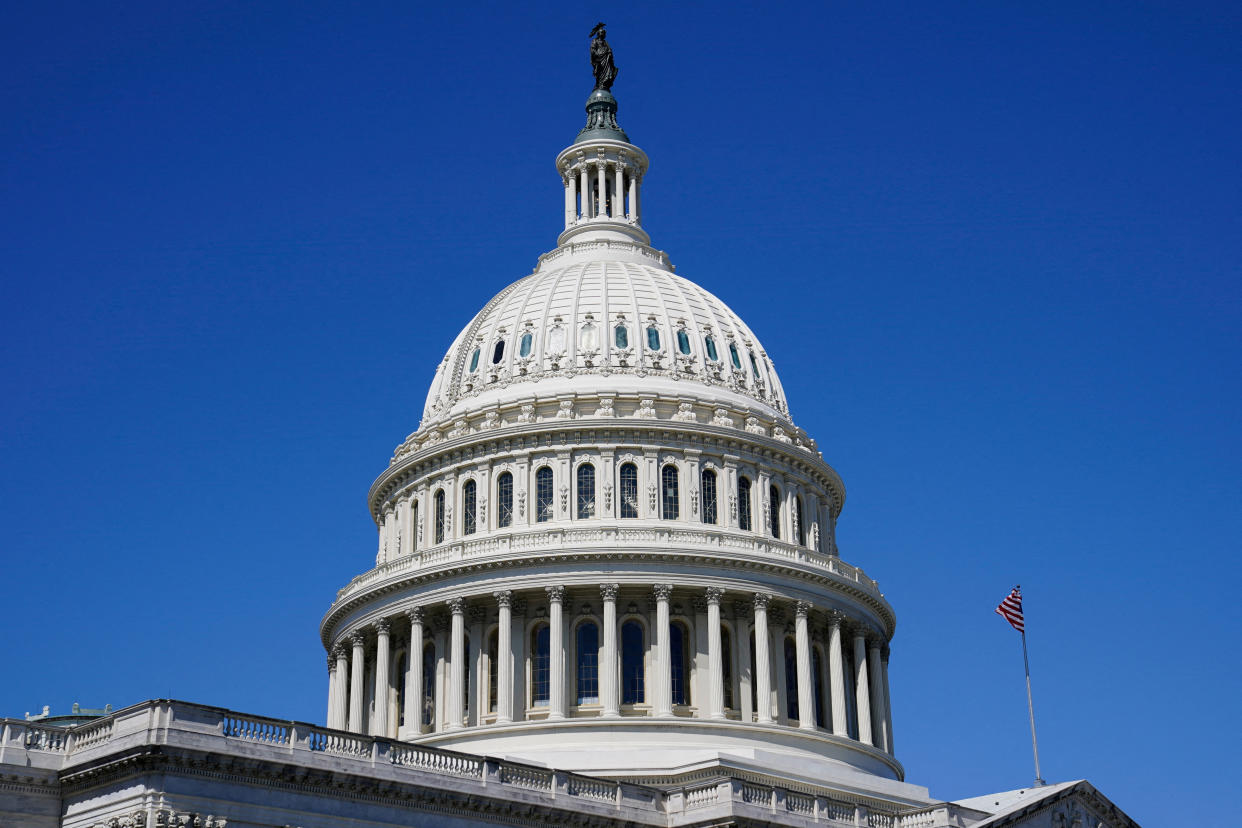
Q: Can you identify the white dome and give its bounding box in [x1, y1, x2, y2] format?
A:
[421, 249, 790, 427]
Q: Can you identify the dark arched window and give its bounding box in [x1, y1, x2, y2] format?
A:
[619, 463, 639, 519]
[661, 465, 679, 520]
[738, 476, 752, 531]
[769, 485, 781, 539]
[646, 325, 661, 351]
[784, 637, 799, 722]
[462, 634, 471, 722]
[421, 641, 436, 727]
[496, 472, 513, 528]
[614, 324, 628, 348]
[462, 480, 477, 535]
[576, 463, 596, 519]
[676, 329, 692, 355]
[488, 630, 499, 713]
[704, 335, 719, 362]
[749, 630, 758, 715]
[701, 469, 718, 525]
[670, 622, 690, 706]
[519, 331, 533, 358]
[396, 651, 407, 727]
[492, 339, 505, 364]
[721, 626, 734, 710]
[536, 467, 554, 523]
[434, 489, 446, 544]
[812, 647, 826, 729]
[621, 620, 645, 704]
[412, 501, 419, 551]
[795, 497, 805, 547]
[576, 622, 599, 704]
[531, 625, 550, 706]
[469, 347, 481, 373]
[729, 341, 742, 370]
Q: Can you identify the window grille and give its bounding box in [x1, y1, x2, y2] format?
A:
[462, 480, 477, 535]
[738, 477, 752, 531]
[576, 622, 599, 704]
[621, 621, 645, 704]
[496, 472, 513, 528]
[701, 469, 718, 525]
[769, 485, 781, 539]
[434, 490, 446, 544]
[532, 625, 550, 706]
[536, 467, 554, 523]
[577, 463, 596, 519]
[661, 465, 679, 520]
[619, 463, 639, 518]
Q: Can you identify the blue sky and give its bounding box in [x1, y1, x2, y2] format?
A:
[2, 2, 1239, 825]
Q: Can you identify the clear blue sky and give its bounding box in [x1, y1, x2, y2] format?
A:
[2, 3, 1238, 825]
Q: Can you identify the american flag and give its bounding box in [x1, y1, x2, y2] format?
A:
[995, 585, 1024, 633]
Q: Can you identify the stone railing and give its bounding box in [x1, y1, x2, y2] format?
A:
[0, 701, 979, 828]
[333, 523, 881, 605]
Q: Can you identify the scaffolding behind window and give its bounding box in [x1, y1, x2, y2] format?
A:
[536, 467, 554, 523]
[701, 469, 717, 524]
[661, 465, 679, 520]
[619, 463, 639, 518]
[576, 463, 596, 519]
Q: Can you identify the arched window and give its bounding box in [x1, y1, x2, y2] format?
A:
[728, 341, 742, 370]
[462, 480, 477, 535]
[614, 324, 628, 348]
[701, 469, 718, 525]
[576, 622, 599, 705]
[661, 465, 679, 520]
[721, 626, 735, 710]
[576, 463, 596, 519]
[421, 641, 436, 727]
[492, 339, 505, 364]
[621, 620, 645, 704]
[812, 647, 826, 729]
[619, 463, 639, 519]
[795, 496, 805, 546]
[748, 351, 761, 379]
[396, 651, 407, 727]
[676, 329, 692, 355]
[519, 331, 534, 358]
[531, 625, 551, 707]
[738, 476, 752, 531]
[784, 637, 799, 722]
[769, 485, 781, 539]
[704, 335, 719, 362]
[434, 489, 446, 544]
[646, 325, 661, 351]
[469, 347, 481, 373]
[536, 467, 554, 523]
[488, 630, 499, 713]
[670, 622, 690, 706]
[548, 325, 566, 354]
[496, 472, 513, 528]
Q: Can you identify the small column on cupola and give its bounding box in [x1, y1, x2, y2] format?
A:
[555, 23, 651, 247]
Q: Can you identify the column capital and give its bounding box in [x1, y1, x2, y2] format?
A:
[546, 584, 565, 603]
[327, 655, 336, 671]
[827, 609, 846, 628]
[850, 624, 869, 642]
[868, 634, 885, 651]
[446, 596, 466, 615]
[374, 617, 391, 635]
[652, 583, 673, 601]
[349, 631, 366, 648]
[704, 587, 725, 605]
[493, 589, 513, 608]
[599, 583, 620, 601]
[331, 645, 347, 660]
[795, 600, 812, 619]
[752, 592, 772, 611]
[406, 606, 424, 624]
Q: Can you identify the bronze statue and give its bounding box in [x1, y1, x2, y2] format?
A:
[590, 22, 618, 91]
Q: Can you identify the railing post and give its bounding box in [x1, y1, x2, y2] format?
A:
[483, 757, 502, 786]
[856, 804, 868, 828]
[552, 770, 568, 799]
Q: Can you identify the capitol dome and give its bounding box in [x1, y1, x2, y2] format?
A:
[320, 69, 909, 804]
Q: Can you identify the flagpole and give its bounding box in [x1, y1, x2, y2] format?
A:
[1020, 629, 1045, 786]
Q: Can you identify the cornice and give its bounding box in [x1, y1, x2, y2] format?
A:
[319, 546, 895, 646]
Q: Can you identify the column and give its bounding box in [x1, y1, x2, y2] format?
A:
[447, 597, 466, 730]
[752, 593, 773, 724]
[869, 637, 889, 752]
[433, 620, 447, 731]
[881, 646, 895, 754]
[468, 607, 485, 726]
[494, 591, 513, 723]
[733, 601, 753, 722]
[564, 169, 576, 227]
[794, 602, 815, 730]
[333, 647, 349, 729]
[653, 585, 673, 717]
[511, 597, 528, 717]
[692, 596, 709, 717]
[627, 170, 637, 221]
[373, 619, 391, 737]
[596, 160, 606, 219]
[399, 496, 413, 558]
[600, 584, 620, 717]
[326, 656, 337, 728]
[348, 631, 366, 733]
[853, 628, 873, 746]
[613, 162, 624, 218]
[404, 608, 424, 734]
[547, 585, 566, 719]
[827, 612, 848, 737]
[706, 588, 725, 719]
[579, 165, 590, 219]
